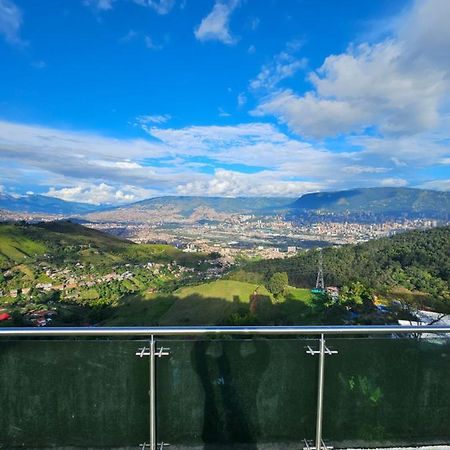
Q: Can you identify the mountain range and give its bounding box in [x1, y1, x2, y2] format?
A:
[290, 187, 450, 219]
[0, 193, 101, 215]
[0, 188, 449, 221]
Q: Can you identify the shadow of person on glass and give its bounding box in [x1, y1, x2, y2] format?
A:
[192, 338, 270, 450]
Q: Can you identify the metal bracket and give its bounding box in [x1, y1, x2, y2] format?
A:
[305, 345, 338, 356]
[303, 438, 333, 450]
[135, 347, 170, 358]
[139, 443, 170, 450]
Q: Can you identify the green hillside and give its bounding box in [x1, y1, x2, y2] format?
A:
[0, 224, 49, 264]
[230, 226, 450, 311]
[0, 220, 204, 269]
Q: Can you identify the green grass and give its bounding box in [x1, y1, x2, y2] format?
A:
[101, 294, 176, 326]
[101, 280, 271, 326]
[0, 225, 47, 265]
[284, 286, 314, 304]
[158, 280, 270, 325]
[0, 221, 207, 269]
[100, 281, 315, 327]
[174, 279, 270, 303]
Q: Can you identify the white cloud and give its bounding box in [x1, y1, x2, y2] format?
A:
[250, 40, 306, 91]
[0, 0, 22, 44]
[194, 0, 239, 45]
[144, 35, 162, 50]
[0, 119, 447, 203]
[135, 114, 171, 130]
[379, 177, 408, 187]
[352, 134, 450, 167]
[83, 0, 115, 11]
[133, 0, 176, 15]
[45, 183, 154, 205]
[254, 0, 450, 139]
[342, 165, 389, 175]
[176, 169, 322, 197]
[249, 17, 260, 31]
[254, 90, 367, 138]
[85, 0, 176, 14]
[146, 122, 289, 151]
[419, 179, 450, 191]
[237, 92, 247, 107]
[119, 30, 138, 43]
[218, 107, 231, 117]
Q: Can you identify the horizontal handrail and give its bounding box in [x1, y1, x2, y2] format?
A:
[0, 325, 450, 336]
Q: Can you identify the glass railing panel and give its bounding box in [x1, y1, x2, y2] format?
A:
[323, 336, 450, 448]
[0, 339, 149, 449]
[156, 338, 318, 448]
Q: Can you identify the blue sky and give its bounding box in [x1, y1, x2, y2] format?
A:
[0, 0, 449, 204]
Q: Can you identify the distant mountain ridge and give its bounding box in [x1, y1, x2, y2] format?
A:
[1, 188, 449, 221]
[0, 193, 101, 215]
[291, 187, 450, 219]
[129, 196, 294, 215]
[86, 196, 295, 223]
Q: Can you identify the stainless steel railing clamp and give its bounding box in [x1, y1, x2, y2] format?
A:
[139, 443, 170, 450]
[305, 345, 338, 356]
[303, 438, 333, 450]
[135, 347, 170, 358]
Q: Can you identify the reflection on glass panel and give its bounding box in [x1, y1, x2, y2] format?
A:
[156, 338, 317, 448]
[323, 337, 450, 448]
[0, 340, 149, 449]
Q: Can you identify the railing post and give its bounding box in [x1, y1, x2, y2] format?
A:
[315, 334, 325, 450]
[149, 335, 156, 450]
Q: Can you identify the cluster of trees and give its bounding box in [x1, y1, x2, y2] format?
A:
[230, 226, 450, 311]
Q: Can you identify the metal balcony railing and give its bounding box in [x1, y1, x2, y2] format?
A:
[1, 325, 450, 450]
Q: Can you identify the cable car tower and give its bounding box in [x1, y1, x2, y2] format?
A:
[314, 248, 325, 291]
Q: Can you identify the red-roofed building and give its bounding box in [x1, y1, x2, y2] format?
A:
[0, 312, 11, 321]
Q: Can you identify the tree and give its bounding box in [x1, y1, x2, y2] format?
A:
[339, 282, 373, 310]
[267, 272, 289, 296]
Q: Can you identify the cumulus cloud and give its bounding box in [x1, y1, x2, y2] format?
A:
[379, 177, 408, 187]
[176, 169, 323, 197]
[0, 0, 22, 44]
[45, 183, 154, 205]
[254, 0, 450, 139]
[194, 0, 239, 45]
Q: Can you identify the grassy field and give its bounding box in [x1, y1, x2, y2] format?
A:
[174, 279, 270, 303]
[101, 280, 317, 326]
[284, 286, 314, 303]
[103, 280, 268, 326]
